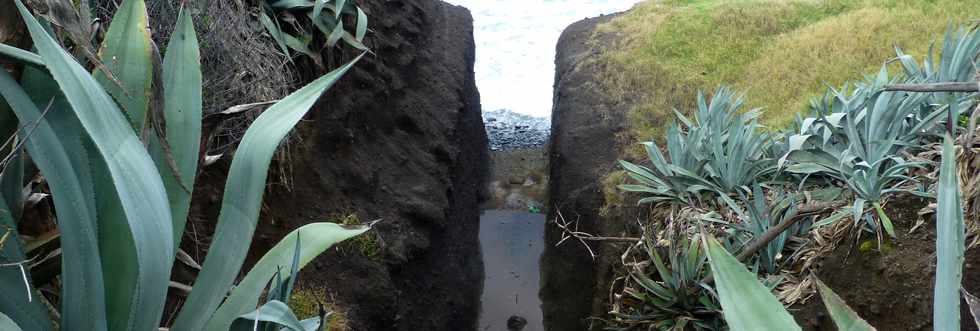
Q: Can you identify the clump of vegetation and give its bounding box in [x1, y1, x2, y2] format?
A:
[331, 213, 382, 260]
[259, 0, 371, 67]
[608, 22, 979, 330]
[618, 87, 774, 209]
[610, 225, 723, 330]
[289, 287, 351, 331]
[0, 0, 370, 329]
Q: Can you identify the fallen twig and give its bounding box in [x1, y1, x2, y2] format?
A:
[553, 210, 639, 260]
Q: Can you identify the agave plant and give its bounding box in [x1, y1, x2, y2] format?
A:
[620, 87, 774, 209]
[736, 186, 802, 275]
[783, 72, 939, 237]
[781, 26, 980, 238]
[705, 82, 969, 331]
[610, 227, 723, 330]
[261, 0, 371, 65]
[0, 1, 368, 330]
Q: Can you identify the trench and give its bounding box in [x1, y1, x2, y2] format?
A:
[478, 210, 545, 331]
[478, 147, 549, 331]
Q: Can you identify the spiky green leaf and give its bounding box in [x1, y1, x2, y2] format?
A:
[152, 5, 202, 252]
[15, 2, 174, 330]
[703, 234, 800, 331]
[935, 133, 965, 331]
[173, 54, 363, 331]
[206, 223, 369, 330]
[0, 68, 102, 330]
[94, 0, 153, 131]
[814, 278, 875, 331]
[0, 312, 24, 331]
[230, 300, 305, 331]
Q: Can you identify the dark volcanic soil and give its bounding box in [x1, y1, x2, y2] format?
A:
[543, 12, 640, 331]
[793, 196, 980, 331]
[188, 1, 489, 330]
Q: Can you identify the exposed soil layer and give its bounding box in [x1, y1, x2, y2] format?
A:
[188, 1, 489, 330]
[543, 13, 641, 331]
[792, 196, 980, 331]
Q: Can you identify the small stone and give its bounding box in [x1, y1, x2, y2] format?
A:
[507, 315, 528, 331]
[523, 177, 536, 186]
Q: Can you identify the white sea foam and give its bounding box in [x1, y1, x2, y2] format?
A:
[443, 0, 642, 118]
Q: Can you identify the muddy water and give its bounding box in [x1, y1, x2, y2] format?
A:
[479, 209, 545, 331]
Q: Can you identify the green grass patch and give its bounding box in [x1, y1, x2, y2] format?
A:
[288, 287, 350, 330]
[329, 213, 382, 260]
[596, 0, 978, 146]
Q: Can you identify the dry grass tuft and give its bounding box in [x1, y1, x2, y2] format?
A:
[94, 0, 303, 185]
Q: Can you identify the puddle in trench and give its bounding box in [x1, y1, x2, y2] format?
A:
[479, 209, 545, 331]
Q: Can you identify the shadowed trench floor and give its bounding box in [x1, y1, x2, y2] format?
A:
[478, 209, 546, 331]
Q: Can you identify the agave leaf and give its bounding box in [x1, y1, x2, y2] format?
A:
[631, 271, 674, 303]
[618, 184, 664, 194]
[812, 210, 849, 229]
[872, 203, 896, 238]
[283, 32, 319, 59]
[173, 55, 363, 331]
[0, 192, 51, 330]
[778, 134, 813, 168]
[0, 68, 101, 330]
[260, 6, 291, 58]
[335, 0, 347, 19]
[270, 0, 315, 10]
[205, 222, 370, 330]
[231, 300, 305, 331]
[852, 198, 865, 226]
[935, 133, 965, 331]
[355, 7, 368, 41]
[92, 2, 161, 320]
[814, 278, 875, 331]
[703, 234, 800, 331]
[0, 143, 23, 221]
[339, 30, 371, 53]
[277, 234, 302, 303]
[14, 2, 175, 329]
[312, 0, 325, 21]
[151, 5, 202, 253]
[0, 312, 23, 331]
[300, 316, 324, 331]
[18, 62, 108, 329]
[94, 0, 153, 131]
[326, 21, 344, 47]
[0, 44, 43, 67]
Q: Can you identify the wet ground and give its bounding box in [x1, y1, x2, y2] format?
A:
[479, 210, 546, 331]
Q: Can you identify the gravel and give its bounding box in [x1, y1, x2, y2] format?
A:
[483, 109, 550, 150]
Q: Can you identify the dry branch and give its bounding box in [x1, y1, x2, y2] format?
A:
[884, 82, 979, 93]
[699, 199, 849, 285]
[553, 210, 639, 260]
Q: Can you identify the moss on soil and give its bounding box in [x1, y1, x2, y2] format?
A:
[288, 287, 350, 331]
[329, 213, 382, 261]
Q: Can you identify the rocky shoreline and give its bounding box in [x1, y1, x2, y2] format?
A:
[483, 109, 550, 150]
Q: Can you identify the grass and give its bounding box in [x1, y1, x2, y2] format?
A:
[330, 213, 382, 260]
[595, 0, 978, 145]
[288, 287, 350, 330]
